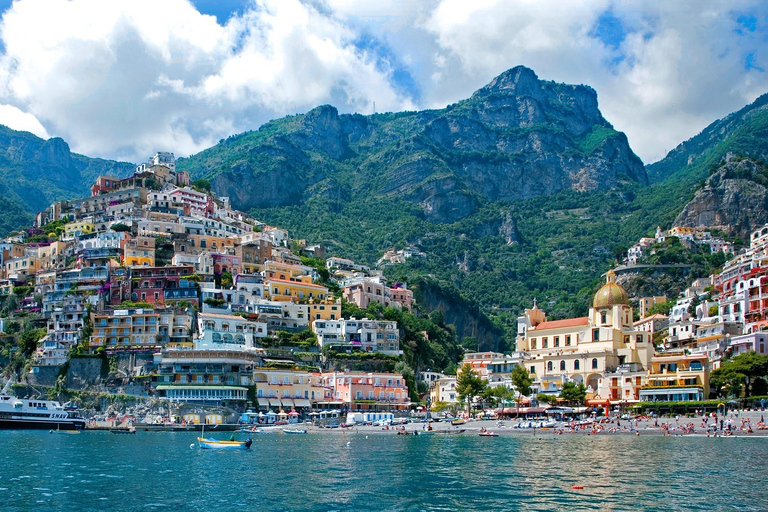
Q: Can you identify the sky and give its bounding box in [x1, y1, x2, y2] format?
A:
[0, 0, 764, 165]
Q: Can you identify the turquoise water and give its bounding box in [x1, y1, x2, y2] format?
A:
[1, 431, 766, 511]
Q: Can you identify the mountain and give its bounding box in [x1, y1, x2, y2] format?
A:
[646, 92, 768, 184]
[178, 66, 647, 224]
[673, 157, 768, 241]
[0, 125, 134, 234]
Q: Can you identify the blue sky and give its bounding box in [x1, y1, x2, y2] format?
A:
[0, 0, 763, 164]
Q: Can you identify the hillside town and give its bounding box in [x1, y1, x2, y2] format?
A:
[0, 151, 767, 421]
[430, 225, 767, 413]
[0, 153, 415, 418]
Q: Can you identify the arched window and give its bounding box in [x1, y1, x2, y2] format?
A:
[592, 358, 598, 369]
[574, 360, 580, 370]
[560, 360, 566, 371]
[547, 361, 553, 371]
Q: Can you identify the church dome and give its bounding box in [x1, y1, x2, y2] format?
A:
[593, 270, 629, 308]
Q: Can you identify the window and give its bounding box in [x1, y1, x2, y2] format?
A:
[531, 338, 537, 350]
[560, 360, 566, 371]
[574, 360, 580, 370]
[547, 361, 553, 371]
[565, 335, 571, 346]
[592, 358, 598, 369]
[542, 337, 548, 348]
[624, 336, 630, 344]
[593, 329, 599, 341]
[600, 311, 607, 324]
[554, 336, 559, 347]
[530, 366, 535, 374]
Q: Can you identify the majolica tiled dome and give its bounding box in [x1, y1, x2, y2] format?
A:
[593, 270, 629, 308]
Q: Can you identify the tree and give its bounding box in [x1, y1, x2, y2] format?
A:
[536, 393, 557, 405]
[510, 364, 533, 410]
[560, 381, 587, 405]
[110, 223, 131, 232]
[192, 178, 212, 193]
[712, 352, 768, 397]
[456, 363, 487, 412]
[394, 361, 418, 402]
[646, 299, 675, 316]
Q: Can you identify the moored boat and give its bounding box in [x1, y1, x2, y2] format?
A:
[50, 429, 81, 434]
[197, 437, 253, 450]
[451, 419, 466, 426]
[282, 429, 307, 434]
[0, 381, 85, 430]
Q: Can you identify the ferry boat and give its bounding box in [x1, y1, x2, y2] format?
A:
[0, 381, 86, 430]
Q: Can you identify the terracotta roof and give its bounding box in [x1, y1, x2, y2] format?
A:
[532, 317, 589, 330]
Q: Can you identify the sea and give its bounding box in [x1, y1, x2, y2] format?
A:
[1, 430, 766, 511]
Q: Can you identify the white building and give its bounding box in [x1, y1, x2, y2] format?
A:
[312, 318, 401, 355]
[197, 312, 267, 349]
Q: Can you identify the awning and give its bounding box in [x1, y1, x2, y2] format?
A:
[281, 399, 294, 408]
[256, 398, 270, 407]
[293, 399, 311, 408]
[268, 398, 281, 407]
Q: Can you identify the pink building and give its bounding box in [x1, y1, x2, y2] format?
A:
[321, 371, 410, 411]
[342, 277, 414, 311]
[171, 187, 214, 217]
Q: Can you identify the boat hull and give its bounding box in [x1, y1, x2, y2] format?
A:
[197, 437, 252, 450]
[0, 418, 85, 430]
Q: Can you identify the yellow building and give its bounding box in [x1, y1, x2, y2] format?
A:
[263, 260, 307, 281]
[265, 276, 328, 303]
[517, 270, 654, 396]
[64, 221, 94, 239]
[639, 353, 709, 402]
[253, 369, 320, 409]
[308, 298, 342, 324]
[90, 307, 194, 350]
[124, 236, 155, 267]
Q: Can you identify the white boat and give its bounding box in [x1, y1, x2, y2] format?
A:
[0, 381, 85, 430]
[197, 437, 253, 450]
[282, 429, 308, 434]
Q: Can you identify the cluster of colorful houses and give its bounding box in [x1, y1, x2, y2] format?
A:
[428, 224, 768, 410]
[0, 153, 414, 415]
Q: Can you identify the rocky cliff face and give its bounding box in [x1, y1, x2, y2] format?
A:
[673, 158, 768, 240]
[179, 66, 647, 221]
[413, 277, 506, 352]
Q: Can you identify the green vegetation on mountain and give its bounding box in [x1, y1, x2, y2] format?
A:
[0, 125, 133, 235]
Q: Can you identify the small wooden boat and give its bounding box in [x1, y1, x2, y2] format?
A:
[282, 429, 308, 434]
[451, 419, 466, 426]
[197, 437, 253, 450]
[50, 429, 81, 434]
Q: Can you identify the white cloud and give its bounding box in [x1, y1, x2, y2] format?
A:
[0, 104, 49, 138]
[0, 0, 764, 164]
[0, 0, 414, 162]
[416, 0, 768, 162]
